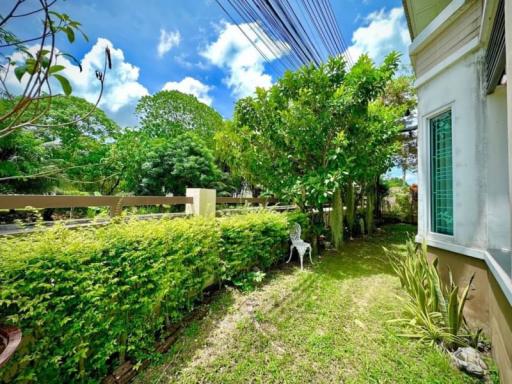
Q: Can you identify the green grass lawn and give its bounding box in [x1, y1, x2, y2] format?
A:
[135, 225, 483, 384]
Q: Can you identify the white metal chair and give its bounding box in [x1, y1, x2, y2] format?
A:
[287, 223, 313, 270]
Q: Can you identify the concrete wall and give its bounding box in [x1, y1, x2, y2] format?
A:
[427, 246, 490, 330]
[486, 86, 511, 250]
[489, 272, 512, 383]
[417, 49, 488, 250]
[429, 246, 512, 383]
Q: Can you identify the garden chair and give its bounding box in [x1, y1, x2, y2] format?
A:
[287, 223, 313, 270]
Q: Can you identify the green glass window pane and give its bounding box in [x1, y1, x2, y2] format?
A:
[430, 110, 453, 235]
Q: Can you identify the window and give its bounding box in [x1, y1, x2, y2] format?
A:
[430, 110, 453, 235]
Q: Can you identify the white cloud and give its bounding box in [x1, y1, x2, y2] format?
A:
[162, 76, 213, 106]
[201, 22, 289, 98]
[157, 29, 181, 58]
[348, 7, 410, 65]
[4, 38, 149, 126]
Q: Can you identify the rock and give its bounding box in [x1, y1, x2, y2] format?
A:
[451, 347, 488, 377]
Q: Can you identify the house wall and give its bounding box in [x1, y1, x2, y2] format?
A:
[427, 246, 490, 330]
[417, 49, 488, 250]
[486, 86, 510, 251]
[428, 246, 512, 383]
[506, 0, 512, 241]
[414, 0, 482, 78]
[412, 0, 511, 381]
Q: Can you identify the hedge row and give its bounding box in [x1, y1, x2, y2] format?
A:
[0, 211, 307, 383]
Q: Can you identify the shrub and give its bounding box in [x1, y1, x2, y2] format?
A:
[0, 210, 303, 383]
[385, 239, 481, 350]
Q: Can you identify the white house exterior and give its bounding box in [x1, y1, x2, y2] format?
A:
[403, 0, 511, 381]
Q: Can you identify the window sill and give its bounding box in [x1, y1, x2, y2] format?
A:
[485, 250, 512, 306]
[415, 234, 486, 260]
[415, 235, 512, 306]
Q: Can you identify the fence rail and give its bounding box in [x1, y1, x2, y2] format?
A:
[0, 194, 277, 217]
[0, 193, 286, 236]
[215, 197, 276, 204]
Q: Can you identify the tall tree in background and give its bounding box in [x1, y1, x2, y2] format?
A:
[218, 53, 402, 249]
[135, 90, 224, 148]
[0, 96, 119, 194]
[108, 131, 221, 196]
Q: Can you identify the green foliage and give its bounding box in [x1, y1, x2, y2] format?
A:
[0, 96, 120, 194]
[385, 239, 481, 349]
[110, 131, 222, 196]
[0, 211, 301, 383]
[0, 128, 53, 193]
[232, 271, 266, 292]
[217, 54, 403, 246]
[218, 54, 401, 209]
[5, 12, 87, 97]
[39, 96, 120, 192]
[135, 90, 224, 148]
[383, 177, 408, 188]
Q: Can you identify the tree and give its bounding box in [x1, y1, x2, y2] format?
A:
[38, 96, 120, 192]
[0, 129, 53, 193]
[0, 96, 120, 194]
[111, 131, 221, 196]
[218, 53, 401, 249]
[384, 75, 418, 183]
[135, 90, 224, 148]
[0, 0, 111, 138]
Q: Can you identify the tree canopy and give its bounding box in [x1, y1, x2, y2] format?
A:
[216, 53, 403, 247]
[218, 53, 401, 207]
[135, 90, 224, 148]
[109, 131, 221, 196]
[0, 96, 120, 194]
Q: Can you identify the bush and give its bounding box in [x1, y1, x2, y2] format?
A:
[0, 210, 305, 383]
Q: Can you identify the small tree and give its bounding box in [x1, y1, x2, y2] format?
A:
[218, 53, 401, 249]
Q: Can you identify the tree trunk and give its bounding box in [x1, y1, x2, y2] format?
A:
[330, 187, 344, 250]
[345, 180, 355, 239]
[366, 183, 375, 236]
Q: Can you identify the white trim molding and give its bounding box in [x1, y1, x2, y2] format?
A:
[485, 251, 512, 306]
[416, 235, 512, 306]
[409, 0, 466, 55]
[415, 234, 486, 259]
[414, 37, 480, 88]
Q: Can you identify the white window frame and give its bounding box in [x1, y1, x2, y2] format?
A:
[424, 103, 456, 241]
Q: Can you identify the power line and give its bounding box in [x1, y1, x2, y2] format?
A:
[215, 0, 352, 72]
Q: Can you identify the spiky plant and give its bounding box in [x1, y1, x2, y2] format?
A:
[385, 238, 481, 350]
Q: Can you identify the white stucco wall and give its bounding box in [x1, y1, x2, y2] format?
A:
[417, 47, 511, 256]
[486, 86, 511, 251]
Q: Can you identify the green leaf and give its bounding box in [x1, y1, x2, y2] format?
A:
[53, 74, 72, 96]
[64, 27, 75, 43]
[14, 65, 27, 81]
[49, 65, 66, 74]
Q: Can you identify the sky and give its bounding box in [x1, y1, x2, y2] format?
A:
[3, 0, 412, 127]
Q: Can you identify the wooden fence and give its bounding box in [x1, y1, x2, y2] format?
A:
[0, 194, 277, 217]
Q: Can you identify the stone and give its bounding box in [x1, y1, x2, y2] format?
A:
[451, 347, 488, 377]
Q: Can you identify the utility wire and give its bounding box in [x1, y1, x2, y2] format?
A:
[215, 0, 352, 71]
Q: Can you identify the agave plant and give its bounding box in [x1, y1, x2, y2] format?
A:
[385, 238, 481, 350]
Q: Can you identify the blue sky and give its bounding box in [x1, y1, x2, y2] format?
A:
[4, 0, 411, 127]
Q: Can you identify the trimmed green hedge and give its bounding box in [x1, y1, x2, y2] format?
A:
[0, 211, 307, 383]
